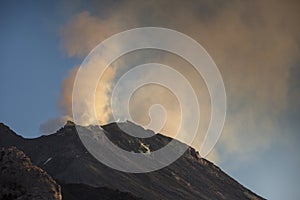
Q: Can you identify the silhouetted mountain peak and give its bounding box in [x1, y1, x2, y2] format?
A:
[65, 120, 76, 127]
[103, 121, 156, 138]
[0, 122, 17, 136]
[0, 121, 265, 200]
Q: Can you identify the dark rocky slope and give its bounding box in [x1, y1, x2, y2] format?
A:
[0, 122, 265, 200]
[61, 183, 143, 200]
[0, 146, 62, 200]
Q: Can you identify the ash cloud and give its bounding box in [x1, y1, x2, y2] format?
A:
[53, 0, 300, 163]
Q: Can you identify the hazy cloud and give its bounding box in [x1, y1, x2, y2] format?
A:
[57, 0, 300, 163]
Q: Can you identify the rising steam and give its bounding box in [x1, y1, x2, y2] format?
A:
[41, 0, 300, 163]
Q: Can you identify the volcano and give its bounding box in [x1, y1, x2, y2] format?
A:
[0, 121, 265, 200]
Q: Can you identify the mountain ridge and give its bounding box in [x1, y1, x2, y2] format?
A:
[0, 121, 265, 200]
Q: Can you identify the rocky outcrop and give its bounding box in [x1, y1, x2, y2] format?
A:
[0, 146, 62, 200]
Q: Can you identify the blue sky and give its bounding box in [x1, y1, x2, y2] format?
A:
[0, 1, 80, 136]
[1, 1, 300, 199]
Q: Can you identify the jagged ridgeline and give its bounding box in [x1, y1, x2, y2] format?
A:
[0, 122, 265, 200]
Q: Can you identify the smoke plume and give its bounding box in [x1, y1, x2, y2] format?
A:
[54, 0, 300, 162]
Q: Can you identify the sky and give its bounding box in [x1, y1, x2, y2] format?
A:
[0, 0, 300, 199]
